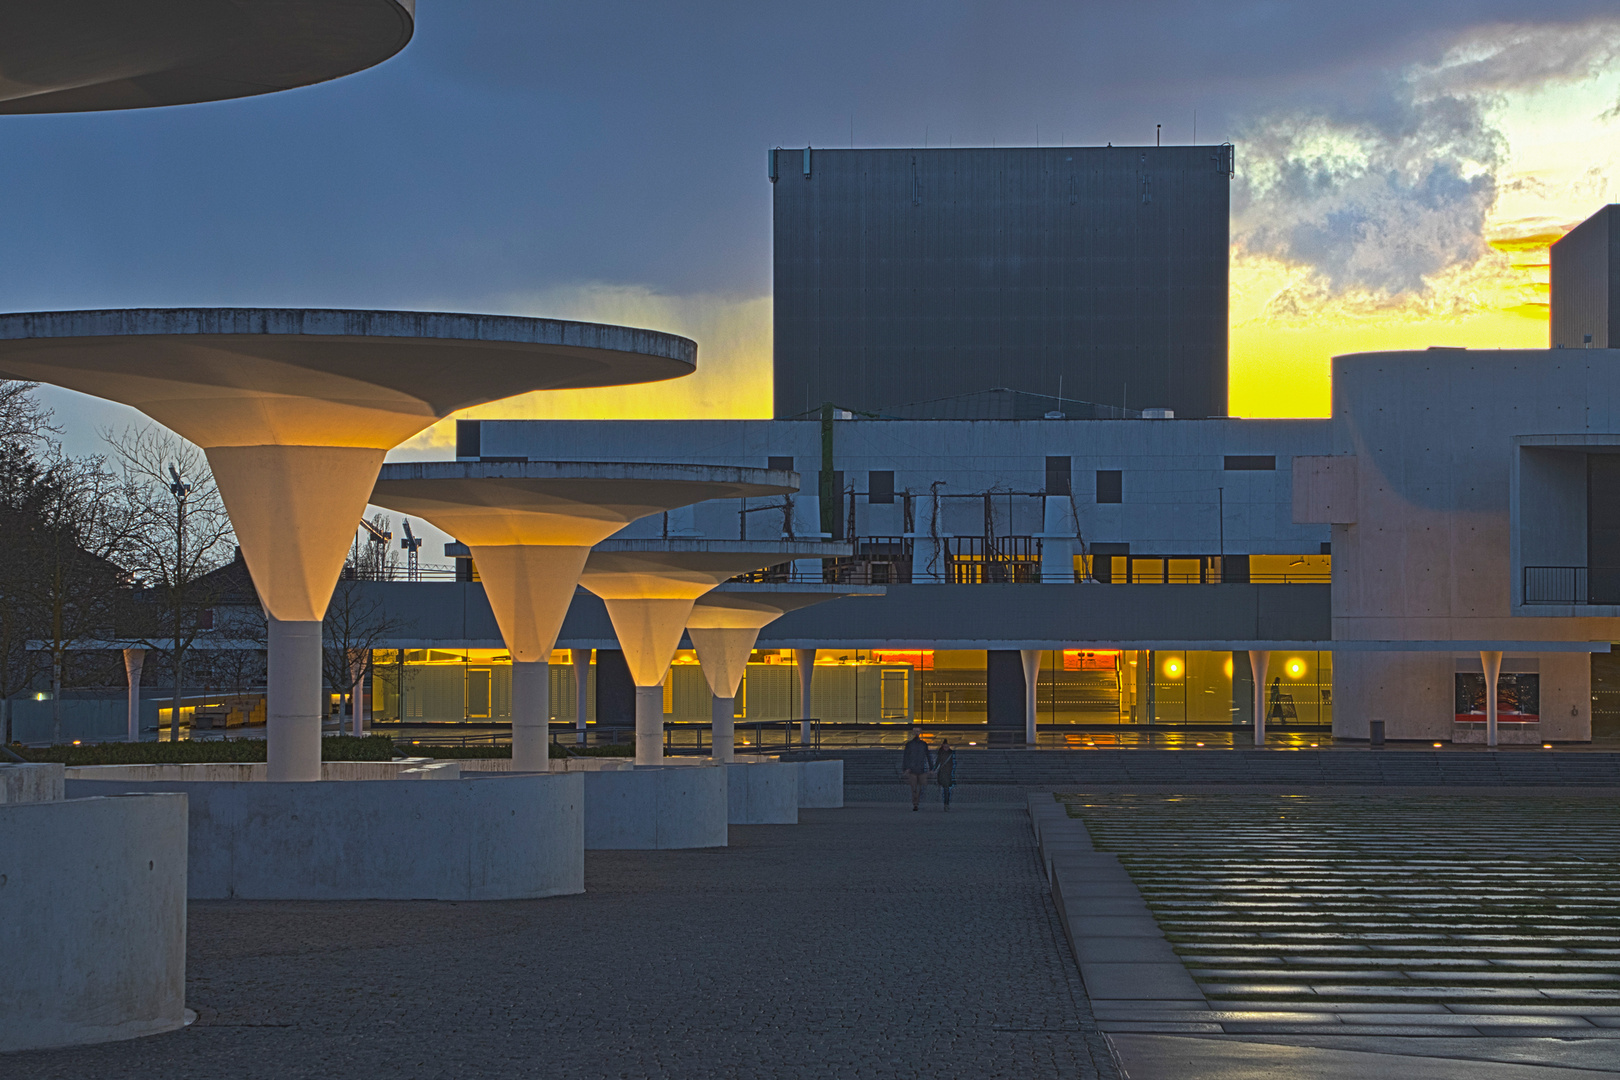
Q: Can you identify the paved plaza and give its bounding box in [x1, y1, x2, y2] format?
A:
[13, 803, 1118, 1080]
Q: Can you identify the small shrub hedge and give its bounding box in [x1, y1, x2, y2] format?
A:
[10, 735, 397, 766]
[390, 742, 634, 759]
[8, 735, 636, 766]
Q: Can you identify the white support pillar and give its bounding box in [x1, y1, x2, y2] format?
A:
[711, 694, 736, 763]
[1481, 650, 1503, 748]
[122, 647, 145, 743]
[1020, 649, 1041, 746]
[1249, 649, 1271, 749]
[793, 648, 817, 746]
[511, 659, 551, 772]
[348, 653, 367, 738]
[572, 648, 591, 745]
[267, 617, 324, 781]
[635, 684, 665, 765]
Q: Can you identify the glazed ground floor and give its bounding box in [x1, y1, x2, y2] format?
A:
[368, 647, 1337, 730]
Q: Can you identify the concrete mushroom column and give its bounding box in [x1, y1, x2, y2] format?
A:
[371, 463, 799, 771]
[688, 586, 879, 761]
[580, 542, 850, 765]
[0, 309, 698, 779]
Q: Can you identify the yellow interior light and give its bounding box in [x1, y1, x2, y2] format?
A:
[1163, 658, 1183, 678]
[1433, 742, 1443, 747]
[1286, 658, 1305, 677]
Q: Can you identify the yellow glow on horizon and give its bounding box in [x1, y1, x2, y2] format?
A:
[1231, 73, 1619, 418]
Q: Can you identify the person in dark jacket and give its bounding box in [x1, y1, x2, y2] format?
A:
[935, 739, 957, 810]
[901, 728, 933, 811]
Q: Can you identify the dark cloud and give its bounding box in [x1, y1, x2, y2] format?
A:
[0, 1, 1616, 315]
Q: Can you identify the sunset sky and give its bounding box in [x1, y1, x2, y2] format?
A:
[5, 3, 1620, 455]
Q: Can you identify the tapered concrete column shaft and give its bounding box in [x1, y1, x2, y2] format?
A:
[794, 649, 817, 745]
[268, 618, 323, 781]
[573, 649, 591, 743]
[122, 647, 144, 743]
[1482, 650, 1503, 748]
[512, 660, 551, 771]
[1249, 650, 1270, 748]
[602, 598, 698, 687]
[208, 445, 387, 622]
[711, 695, 737, 762]
[688, 627, 760, 761]
[635, 685, 666, 765]
[213, 446, 386, 781]
[1021, 649, 1041, 746]
[472, 546, 592, 663]
[687, 627, 761, 701]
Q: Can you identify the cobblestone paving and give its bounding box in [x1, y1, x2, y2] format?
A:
[15, 804, 1116, 1080]
[1067, 794, 1620, 1015]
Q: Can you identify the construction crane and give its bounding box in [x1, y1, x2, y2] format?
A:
[358, 518, 392, 546]
[400, 518, 423, 581]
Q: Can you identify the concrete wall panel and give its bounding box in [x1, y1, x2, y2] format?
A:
[796, 760, 844, 807]
[64, 775, 583, 900]
[582, 765, 727, 849]
[726, 761, 798, 824]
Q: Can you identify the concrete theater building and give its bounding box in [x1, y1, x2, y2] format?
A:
[340, 165, 1620, 749]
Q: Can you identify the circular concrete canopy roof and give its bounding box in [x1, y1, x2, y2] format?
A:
[0, 0, 413, 114]
[582, 540, 851, 600]
[0, 309, 695, 449]
[371, 461, 798, 547]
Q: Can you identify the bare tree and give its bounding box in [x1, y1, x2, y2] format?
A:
[107, 426, 237, 741]
[25, 448, 143, 741]
[0, 382, 60, 737]
[323, 575, 403, 736]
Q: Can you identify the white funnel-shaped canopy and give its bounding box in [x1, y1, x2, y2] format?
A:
[0, 310, 696, 622]
[581, 541, 848, 689]
[370, 462, 798, 662]
[686, 585, 882, 698]
[0, 0, 415, 114]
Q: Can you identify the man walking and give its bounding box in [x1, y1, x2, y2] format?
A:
[901, 727, 933, 811]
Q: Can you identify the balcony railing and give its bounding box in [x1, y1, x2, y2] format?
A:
[1522, 565, 1620, 605]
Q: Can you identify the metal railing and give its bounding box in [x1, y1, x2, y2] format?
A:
[663, 718, 822, 754]
[1521, 565, 1620, 605]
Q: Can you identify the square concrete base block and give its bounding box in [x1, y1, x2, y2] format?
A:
[583, 764, 728, 849]
[795, 760, 843, 808]
[0, 794, 189, 1052]
[65, 774, 583, 901]
[727, 760, 799, 824]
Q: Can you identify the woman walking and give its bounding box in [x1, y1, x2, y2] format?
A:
[935, 738, 957, 810]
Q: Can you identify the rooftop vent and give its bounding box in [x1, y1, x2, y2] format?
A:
[1141, 408, 1174, 419]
